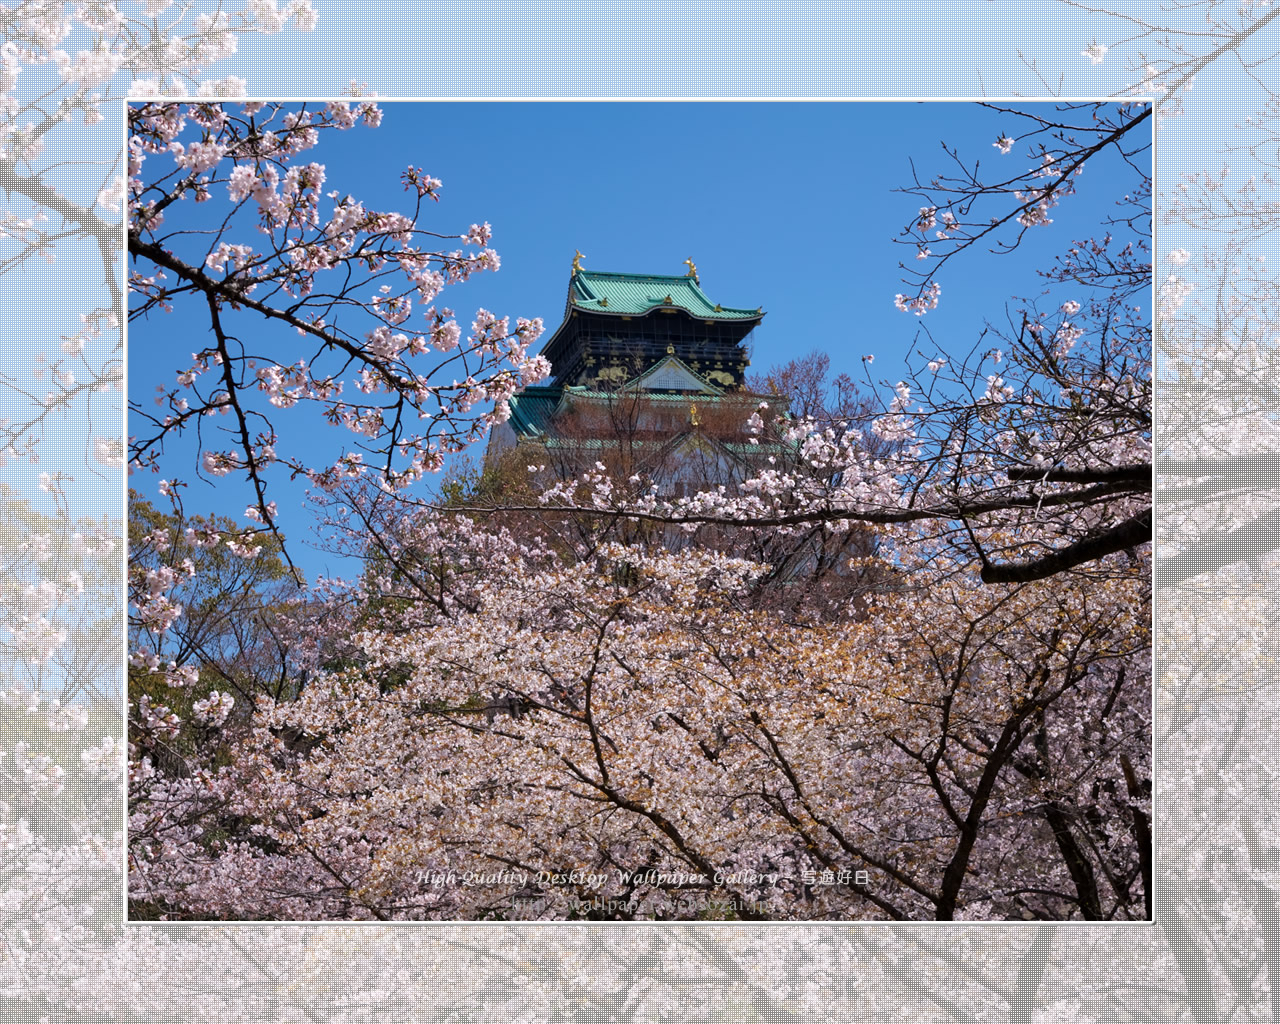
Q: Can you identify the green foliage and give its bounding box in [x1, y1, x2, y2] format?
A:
[435, 451, 539, 508]
[128, 488, 292, 585]
[128, 488, 310, 772]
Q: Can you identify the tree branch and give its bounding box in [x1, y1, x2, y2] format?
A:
[980, 508, 1151, 584]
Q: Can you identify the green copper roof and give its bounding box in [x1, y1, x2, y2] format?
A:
[569, 270, 762, 321]
[505, 386, 561, 437]
[505, 382, 759, 440]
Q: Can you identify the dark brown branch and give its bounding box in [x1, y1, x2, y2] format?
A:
[1006, 463, 1150, 485]
[1119, 753, 1152, 921]
[979, 508, 1151, 584]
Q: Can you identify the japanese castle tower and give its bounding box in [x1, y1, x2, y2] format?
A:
[486, 257, 775, 494]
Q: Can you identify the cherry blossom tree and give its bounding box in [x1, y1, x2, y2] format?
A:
[412, 103, 1154, 590]
[127, 100, 549, 575]
[0, 2, 326, 1014]
[15, 0, 1280, 1018]
[124, 469, 1150, 922]
[474, 278, 1148, 589]
[884, 102, 1151, 582]
[9, 0, 1280, 1020]
[1, 4, 322, 482]
[746, 349, 866, 426]
[891, 103, 1151, 314]
[454, 354, 892, 622]
[119, 98, 1153, 923]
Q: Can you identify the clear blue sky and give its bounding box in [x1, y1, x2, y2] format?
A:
[129, 100, 1149, 584]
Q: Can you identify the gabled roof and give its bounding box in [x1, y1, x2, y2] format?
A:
[624, 354, 724, 394]
[568, 270, 762, 321]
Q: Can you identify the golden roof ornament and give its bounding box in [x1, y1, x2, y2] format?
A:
[684, 257, 698, 282]
[689, 404, 700, 427]
[572, 249, 585, 273]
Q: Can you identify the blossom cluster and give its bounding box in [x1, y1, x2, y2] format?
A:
[125, 496, 1150, 921]
[129, 102, 552, 510]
